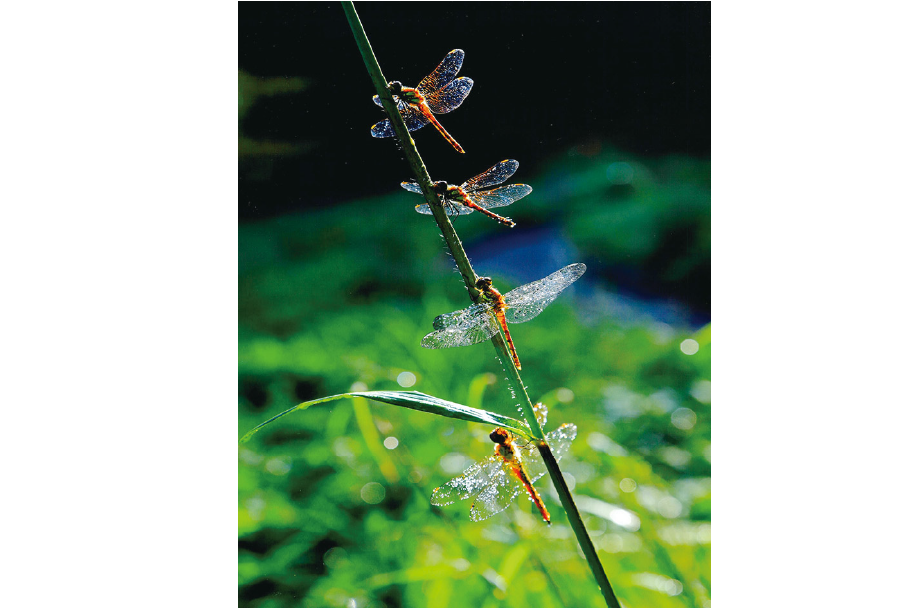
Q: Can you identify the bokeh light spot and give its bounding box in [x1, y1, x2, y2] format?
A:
[619, 478, 637, 492]
[609, 508, 638, 529]
[657, 496, 684, 518]
[556, 387, 575, 403]
[323, 547, 348, 568]
[440, 452, 471, 474]
[383, 436, 399, 450]
[606, 161, 634, 184]
[360, 482, 385, 504]
[690, 379, 711, 403]
[396, 371, 416, 387]
[265, 458, 291, 476]
[680, 339, 699, 355]
[671, 407, 697, 430]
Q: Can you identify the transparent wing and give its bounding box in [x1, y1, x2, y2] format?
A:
[414, 200, 468, 217]
[424, 77, 473, 115]
[431, 454, 501, 506]
[416, 49, 464, 95]
[370, 105, 429, 138]
[461, 160, 519, 192]
[519, 423, 578, 484]
[430, 302, 489, 330]
[400, 180, 423, 194]
[421, 307, 499, 349]
[503, 263, 587, 324]
[469, 184, 532, 210]
[470, 466, 525, 522]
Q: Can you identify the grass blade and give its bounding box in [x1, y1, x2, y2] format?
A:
[240, 390, 528, 443]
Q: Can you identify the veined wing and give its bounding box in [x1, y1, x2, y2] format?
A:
[519, 423, 578, 484]
[431, 454, 502, 506]
[402, 181, 460, 216]
[370, 105, 430, 138]
[461, 160, 519, 192]
[421, 305, 500, 349]
[414, 201, 468, 217]
[416, 49, 464, 95]
[503, 263, 587, 324]
[424, 77, 473, 115]
[470, 466, 526, 522]
[400, 180, 424, 194]
[469, 184, 532, 210]
[372, 94, 400, 109]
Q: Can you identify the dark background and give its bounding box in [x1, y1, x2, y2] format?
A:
[239, 2, 710, 219]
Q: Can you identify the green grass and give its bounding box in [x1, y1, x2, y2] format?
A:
[239, 144, 710, 607]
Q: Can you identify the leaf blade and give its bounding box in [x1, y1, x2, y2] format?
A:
[240, 390, 528, 443]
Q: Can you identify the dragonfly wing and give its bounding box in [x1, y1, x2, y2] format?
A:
[370, 105, 430, 138]
[429, 303, 487, 330]
[424, 77, 474, 115]
[503, 263, 587, 324]
[415, 200, 467, 217]
[400, 180, 423, 194]
[521, 423, 578, 484]
[469, 184, 532, 211]
[461, 159, 519, 191]
[431, 455, 501, 505]
[416, 49, 464, 95]
[470, 466, 525, 522]
[421, 309, 499, 349]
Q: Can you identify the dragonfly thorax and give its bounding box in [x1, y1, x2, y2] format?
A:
[490, 428, 519, 463]
[388, 80, 424, 105]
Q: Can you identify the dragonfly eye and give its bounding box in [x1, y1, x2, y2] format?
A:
[476, 277, 493, 289]
[489, 428, 508, 444]
[387, 81, 403, 95]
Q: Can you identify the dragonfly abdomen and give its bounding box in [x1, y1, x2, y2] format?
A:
[451, 187, 515, 227]
[416, 103, 465, 153]
[510, 463, 551, 523]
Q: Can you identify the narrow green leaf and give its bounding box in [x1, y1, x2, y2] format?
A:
[240, 390, 528, 443]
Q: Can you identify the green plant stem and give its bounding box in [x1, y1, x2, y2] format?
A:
[341, 3, 621, 607]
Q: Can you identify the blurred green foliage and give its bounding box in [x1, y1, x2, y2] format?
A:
[239, 146, 710, 607]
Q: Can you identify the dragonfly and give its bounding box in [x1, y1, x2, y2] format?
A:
[400, 159, 532, 228]
[370, 49, 473, 153]
[431, 402, 577, 524]
[421, 263, 587, 370]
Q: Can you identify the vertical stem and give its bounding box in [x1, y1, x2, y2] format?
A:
[539, 443, 622, 608]
[341, 1, 479, 295]
[341, 3, 621, 607]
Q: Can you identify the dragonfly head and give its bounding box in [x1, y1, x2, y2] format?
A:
[489, 428, 510, 444]
[476, 276, 493, 290]
[387, 81, 403, 95]
[430, 181, 449, 195]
